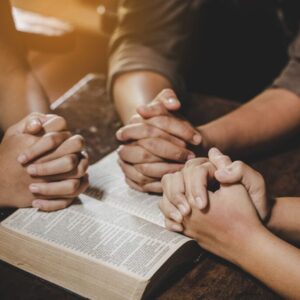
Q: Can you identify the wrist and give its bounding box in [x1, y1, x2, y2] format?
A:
[196, 123, 230, 154]
[232, 224, 271, 268]
[262, 195, 275, 225]
[223, 222, 268, 266]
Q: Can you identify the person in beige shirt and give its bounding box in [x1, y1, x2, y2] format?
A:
[110, 0, 300, 193]
[0, 1, 89, 211]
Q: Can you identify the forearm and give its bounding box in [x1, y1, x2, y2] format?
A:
[236, 227, 300, 299]
[113, 71, 172, 124]
[0, 70, 49, 130]
[0, 1, 49, 130]
[266, 197, 300, 245]
[197, 89, 300, 156]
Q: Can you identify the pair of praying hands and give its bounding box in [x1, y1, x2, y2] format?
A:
[0, 113, 89, 211]
[116, 89, 202, 193]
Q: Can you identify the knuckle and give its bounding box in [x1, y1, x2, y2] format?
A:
[38, 184, 47, 194]
[174, 150, 185, 161]
[138, 163, 148, 175]
[69, 180, 80, 193]
[135, 172, 147, 185]
[185, 160, 193, 168]
[145, 138, 156, 149]
[232, 160, 244, 173]
[140, 149, 150, 161]
[72, 135, 85, 150]
[130, 114, 142, 124]
[182, 124, 194, 139]
[215, 154, 229, 161]
[160, 88, 176, 98]
[35, 164, 45, 175]
[76, 165, 85, 178]
[185, 158, 197, 168]
[67, 154, 78, 169]
[46, 133, 60, 148]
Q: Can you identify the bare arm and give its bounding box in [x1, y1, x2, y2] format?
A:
[113, 71, 172, 124]
[0, 0, 49, 131]
[267, 197, 300, 245]
[198, 88, 300, 156]
[237, 227, 300, 299]
[109, 0, 193, 124]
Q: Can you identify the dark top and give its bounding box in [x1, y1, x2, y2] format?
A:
[108, 0, 300, 100]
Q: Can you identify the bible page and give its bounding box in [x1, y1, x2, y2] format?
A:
[2, 195, 191, 280]
[87, 151, 164, 227]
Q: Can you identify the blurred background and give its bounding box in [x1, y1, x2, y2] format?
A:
[11, 0, 119, 103]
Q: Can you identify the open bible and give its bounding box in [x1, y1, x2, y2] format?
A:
[0, 151, 202, 300]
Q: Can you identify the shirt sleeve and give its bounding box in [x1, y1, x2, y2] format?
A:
[273, 27, 300, 96]
[108, 0, 195, 98]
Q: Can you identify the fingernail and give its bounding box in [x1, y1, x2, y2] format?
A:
[193, 134, 202, 145]
[170, 211, 183, 223]
[166, 97, 179, 105]
[116, 129, 123, 140]
[178, 204, 189, 215]
[210, 147, 221, 155]
[29, 184, 40, 193]
[32, 200, 42, 209]
[171, 223, 183, 232]
[27, 165, 37, 175]
[187, 153, 196, 160]
[17, 154, 27, 164]
[195, 196, 205, 209]
[28, 119, 41, 129]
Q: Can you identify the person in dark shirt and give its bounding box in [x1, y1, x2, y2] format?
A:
[110, 0, 300, 193]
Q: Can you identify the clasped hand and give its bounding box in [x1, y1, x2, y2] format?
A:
[0, 113, 89, 211]
[116, 89, 202, 193]
[159, 147, 271, 261]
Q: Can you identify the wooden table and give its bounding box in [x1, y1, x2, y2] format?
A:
[1, 74, 299, 299]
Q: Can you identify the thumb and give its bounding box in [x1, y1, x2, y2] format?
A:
[23, 114, 67, 134]
[214, 161, 259, 187]
[154, 88, 181, 111]
[215, 161, 268, 220]
[19, 113, 48, 135]
[137, 89, 181, 119]
[23, 117, 44, 134]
